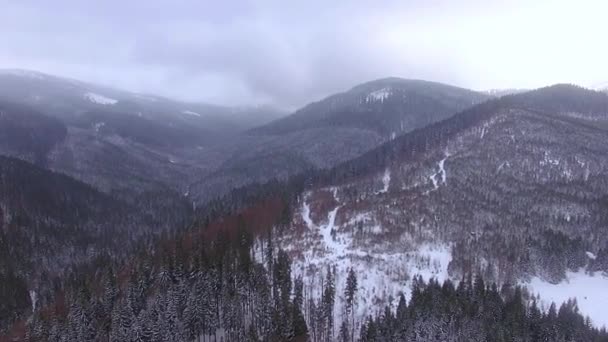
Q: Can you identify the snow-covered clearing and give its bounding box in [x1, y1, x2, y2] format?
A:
[84, 92, 118, 105]
[287, 189, 453, 334]
[525, 270, 608, 328]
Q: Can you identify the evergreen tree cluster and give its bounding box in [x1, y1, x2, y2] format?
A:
[359, 276, 608, 342]
[24, 227, 308, 342]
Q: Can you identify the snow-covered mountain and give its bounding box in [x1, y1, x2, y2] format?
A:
[187, 78, 490, 204]
[0, 69, 286, 198]
[0, 69, 284, 135]
[274, 84, 608, 329]
[253, 78, 490, 138]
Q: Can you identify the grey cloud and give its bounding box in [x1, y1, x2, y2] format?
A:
[1, 0, 607, 109]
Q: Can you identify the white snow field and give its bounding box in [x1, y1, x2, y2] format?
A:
[282, 189, 452, 334]
[525, 270, 608, 328]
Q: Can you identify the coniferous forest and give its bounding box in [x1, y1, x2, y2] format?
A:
[3, 177, 606, 342]
[2, 46, 608, 342]
[17, 233, 608, 342]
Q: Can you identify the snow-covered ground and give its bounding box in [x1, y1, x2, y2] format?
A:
[377, 168, 391, 194]
[84, 92, 118, 105]
[284, 189, 452, 334]
[524, 270, 608, 328]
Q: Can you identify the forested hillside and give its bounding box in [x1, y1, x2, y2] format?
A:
[277, 85, 608, 331]
[4, 179, 606, 341]
[0, 156, 192, 331]
[3, 80, 608, 341]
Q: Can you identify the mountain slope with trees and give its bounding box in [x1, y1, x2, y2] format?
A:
[0, 155, 192, 331]
[277, 84, 608, 330]
[187, 78, 489, 204]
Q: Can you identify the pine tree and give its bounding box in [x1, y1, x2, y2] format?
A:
[344, 268, 358, 342]
[339, 320, 349, 342]
[293, 276, 308, 338]
[322, 266, 335, 341]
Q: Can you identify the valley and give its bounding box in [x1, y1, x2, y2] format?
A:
[1, 70, 608, 341]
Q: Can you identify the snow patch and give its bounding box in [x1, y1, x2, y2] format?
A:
[84, 92, 118, 105]
[540, 150, 560, 166]
[406, 244, 452, 285]
[346, 212, 372, 226]
[29, 290, 37, 312]
[367, 87, 391, 101]
[525, 270, 608, 328]
[427, 151, 450, 193]
[182, 110, 202, 117]
[497, 161, 510, 172]
[93, 122, 105, 132]
[377, 168, 391, 194]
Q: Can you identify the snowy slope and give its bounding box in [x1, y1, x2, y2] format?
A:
[279, 187, 453, 335]
[525, 270, 608, 328]
[276, 89, 608, 331]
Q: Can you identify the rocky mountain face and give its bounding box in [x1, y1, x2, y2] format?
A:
[276, 85, 608, 328]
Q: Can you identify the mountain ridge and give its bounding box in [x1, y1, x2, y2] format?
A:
[276, 83, 608, 328]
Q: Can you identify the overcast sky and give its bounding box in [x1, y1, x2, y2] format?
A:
[1, 0, 607, 109]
